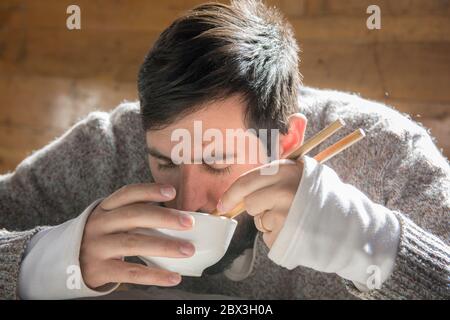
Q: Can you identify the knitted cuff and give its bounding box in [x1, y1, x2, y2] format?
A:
[343, 212, 450, 300]
[0, 227, 46, 300]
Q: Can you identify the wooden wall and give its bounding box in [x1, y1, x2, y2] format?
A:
[1, 0, 449, 173]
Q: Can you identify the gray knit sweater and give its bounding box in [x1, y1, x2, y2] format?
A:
[1, 87, 449, 299]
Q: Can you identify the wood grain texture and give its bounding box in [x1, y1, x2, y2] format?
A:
[0, 0, 449, 173]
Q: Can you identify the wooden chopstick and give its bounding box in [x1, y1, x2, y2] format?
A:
[314, 128, 365, 163]
[224, 127, 365, 219]
[211, 119, 352, 217]
[286, 118, 345, 159]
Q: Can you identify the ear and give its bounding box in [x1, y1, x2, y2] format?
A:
[279, 113, 307, 158]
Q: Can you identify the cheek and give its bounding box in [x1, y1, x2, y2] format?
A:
[236, 163, 261, 176]
[202, 172, 236, 201]
[217, 163, 260, 196]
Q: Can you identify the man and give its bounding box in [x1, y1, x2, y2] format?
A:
[0, 0, 448, 299]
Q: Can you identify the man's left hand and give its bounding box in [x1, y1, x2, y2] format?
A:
[217, 159, 303, 248]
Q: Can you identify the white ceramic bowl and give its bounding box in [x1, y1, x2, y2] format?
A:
[134, 211, 238, 277]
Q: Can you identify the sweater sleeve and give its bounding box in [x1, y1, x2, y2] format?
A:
[0, 103, 145, 299]
[267, 156, 401, 289]
[0, 227, 46, 299]
[17, 199, 120, 299]
[343, 127, 450, 300]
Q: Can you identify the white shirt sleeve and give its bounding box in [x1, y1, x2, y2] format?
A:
[268, 156, 401, 290]
[18, 199, 120, 299]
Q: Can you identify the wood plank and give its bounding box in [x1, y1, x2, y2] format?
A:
[1, 112, 448, 175]
[301, 42, 450, 104]
[0, 0, 449, 174]
[0, 73, 448, 174]
[2, 0, 450, 43]
[375, 43, 450, 103]
[380, 99, 450, 119]
[2, 0, 449, 23]
[0, 124, 63, 173]
[1, 0, 191, 31]
[419, 116, 450, 160]
[301, 42, 385, 98]
[3, 35, 450, 106]
[2, 28, 450, 104]
[0, 28, 159, 80]
[322, 0, 450, 17]
[269, 0, 450, 17]
[1, 72, 448, 130]
[0, 75, 137, 130]
[291, 16, 450, 43]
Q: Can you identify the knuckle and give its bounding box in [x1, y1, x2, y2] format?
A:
[120, 234, 140, 251]
[160, 210, 177, 227]
[81, 262, 96, 279]
[123, 207, 136, 220]
[278, 187, 295, 206]
[127, 266, 144, 282]
[118, 184, 130, 193]
[145, 184, 160, 198]
[117, 205, 138, 221]
[243, 196, 257, 215]
[85, 212, 103, 235]
[81, 261, 103, 288]
[254, 215, 266, 232]
[83, 221, 96, 238]
[113, 185, 129, 199]
[161, 239, 178, 255]
[273, 211, 287, 225]
[80, 237, 92, 256]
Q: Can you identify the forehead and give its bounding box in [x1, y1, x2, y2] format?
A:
[147, 94, 248, 141]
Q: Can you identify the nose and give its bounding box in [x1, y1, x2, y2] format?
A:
[176, 165, 214, 213]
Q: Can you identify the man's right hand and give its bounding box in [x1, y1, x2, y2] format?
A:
[80, 183, 195, 289]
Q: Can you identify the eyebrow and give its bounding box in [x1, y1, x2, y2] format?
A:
[147, 146, 237, 164]
[146, 147, 172, 161]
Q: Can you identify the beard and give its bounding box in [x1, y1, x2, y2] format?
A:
[203, 213, 258, 276]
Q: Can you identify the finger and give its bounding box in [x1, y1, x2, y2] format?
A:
[254, 213, 271, 233]
[254, 213, 268, 233]
[253, 211, 284, 233]
[92, 203, 194, 234]
[243, 185, 295, 216]
[101, 183, 176, 211]
[262, 231, 278, 249]
[243, 186, 275, 216]
[93, 233, 195, 259]
[217, 163, 281, 214]
[99, 259, 182, 287]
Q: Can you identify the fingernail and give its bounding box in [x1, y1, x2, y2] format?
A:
[160, 185, 176, 198]
[179, 213, 194, 227]
[179, 242, 195, 256]
[169, 273, 181, 284]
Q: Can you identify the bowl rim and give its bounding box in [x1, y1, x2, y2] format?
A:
[179, 210, 238, 224]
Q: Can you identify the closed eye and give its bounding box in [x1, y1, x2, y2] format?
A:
[157, 161, 177, 171]
[203, 163, 232, 175]
[155, 157, 231, 175]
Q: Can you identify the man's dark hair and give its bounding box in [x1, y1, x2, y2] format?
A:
[138, 0, 301, 134]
